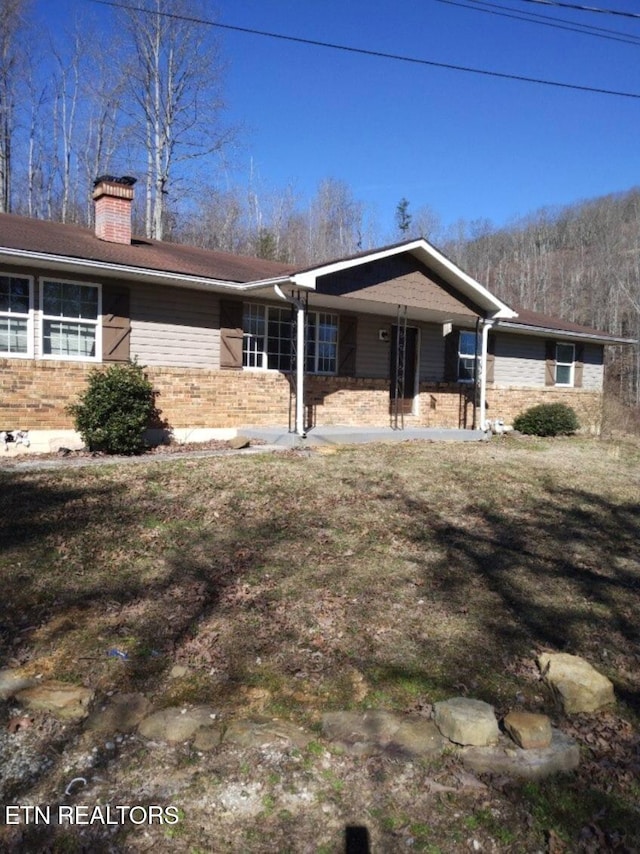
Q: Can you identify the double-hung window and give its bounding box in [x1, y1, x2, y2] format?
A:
[306, 312, 338, 374]
[555, 343, 575, 386]
[41, 279, 100, 360]
[458, 330, 480, 382]
[242, 303, 338, 374]
[0, 274, 32, 356]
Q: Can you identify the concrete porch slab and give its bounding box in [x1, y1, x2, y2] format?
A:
[238, 426, 489, 447]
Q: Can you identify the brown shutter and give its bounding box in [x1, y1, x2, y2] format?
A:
[220, 300, 243, 369]
[338, 314, 357, 376]
[444, 330, 458, 381]
[102, 284, 130, 362]
[545, 340, 556, 386]
[574, 343, 584, 388]
[485, 333, 496, 384]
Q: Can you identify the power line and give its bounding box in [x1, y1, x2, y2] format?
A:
[436, 0, 640, 46]
[513, 0, 640, 20]
[89, 0, 640, 100]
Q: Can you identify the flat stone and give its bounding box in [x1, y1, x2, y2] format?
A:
[193, 726, 224, 751]
[138, 705, 218, 743]
[321, 710, 445, 758]
[0, 668, 37, 701]
[85, 693, 151, 733]
[229, 436, 250, 450]
[461, 729, 580, 780]
[169, 665, 190, 679]
[537, 652, 615, 714]
[15, 681, 94, 720]
[434, 697, 500, 747]
[388, 718, 446, 758]
[504, 711, 552, 749]
[322, 710, 402, 754]
[224, 718, 311, 750]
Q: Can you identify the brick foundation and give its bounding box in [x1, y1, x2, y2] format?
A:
[0, 360, 603, 441]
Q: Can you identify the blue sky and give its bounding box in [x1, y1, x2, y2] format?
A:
[37, 0, 640, 235]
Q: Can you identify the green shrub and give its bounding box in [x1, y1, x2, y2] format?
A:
[68, 361, 158, 455]
[513, 402, 579, 437]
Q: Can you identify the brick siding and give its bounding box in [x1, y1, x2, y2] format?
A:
[0, 360, 603, 435]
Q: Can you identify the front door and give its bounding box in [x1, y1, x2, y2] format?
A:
[390, 325, 418, 415]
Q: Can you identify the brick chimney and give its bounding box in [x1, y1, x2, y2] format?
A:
[92, 176, 136, 244]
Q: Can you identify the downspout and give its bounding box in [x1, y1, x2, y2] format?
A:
[479, 319, 495, 431]
[274, 284, 306, 437]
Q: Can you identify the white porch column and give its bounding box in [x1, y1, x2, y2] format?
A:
[479, 320, 494, 431]
[296, 301, 305, 436]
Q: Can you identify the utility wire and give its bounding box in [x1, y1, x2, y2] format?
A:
[437, 0, 640, 46]
[514, 0, 640, 20]
[89, 0, 640, 100]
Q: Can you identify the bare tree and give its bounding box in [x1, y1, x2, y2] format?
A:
[119, 0, 231, 240]
[0, 0, 30, 212]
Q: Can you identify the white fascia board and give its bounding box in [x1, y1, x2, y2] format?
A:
[290, 239, 517, 318]
[0, 247, 291, 293]
[497, 320, 635, 345]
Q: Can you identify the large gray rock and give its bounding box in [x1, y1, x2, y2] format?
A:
[434, 698, 500, 746]
[322, 710, 445, 758]
[537, 652, 615, 714]
[15, 681, 94, 720]
[461, 729, 580, 779]
[138, 705, 219, 743]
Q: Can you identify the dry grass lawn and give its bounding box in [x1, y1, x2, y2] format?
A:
[1, 436, 639, 852]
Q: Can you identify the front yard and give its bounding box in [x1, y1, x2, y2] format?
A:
[1, 437, 639, 852]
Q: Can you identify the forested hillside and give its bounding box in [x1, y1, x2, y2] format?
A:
[440, 189, 640, 407]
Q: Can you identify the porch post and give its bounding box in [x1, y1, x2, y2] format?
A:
[296, 301, 305, 436]
[479, 320, 494, 431]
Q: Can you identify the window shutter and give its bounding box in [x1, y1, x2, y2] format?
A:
[485, 334, 496, 384]
[338, 314, 357, 376]
[574, 343, 584, 388]
[102, 284, 130, 362]
[220, 300, 243, 369]
[545, 340, 556, 386]
[444, 330, 458, 381]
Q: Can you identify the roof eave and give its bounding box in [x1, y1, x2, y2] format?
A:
[497, 319, 636, 345]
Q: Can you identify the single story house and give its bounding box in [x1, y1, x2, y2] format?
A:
[0, 177, 632, 453]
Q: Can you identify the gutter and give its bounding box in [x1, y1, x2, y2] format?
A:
[496, 319, 635, 346]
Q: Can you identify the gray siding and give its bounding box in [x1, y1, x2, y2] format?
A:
[130, 284, 220, 368]
[494, 334, 546, 387]
[355, 316, 444, 381]
[494, 334, 604, 390]
[419, 323, 445, 382]
[582, 344, 604, 390]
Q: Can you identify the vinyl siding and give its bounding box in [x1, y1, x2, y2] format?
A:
[355, 315, 444, 381]
[130, 284, 220, 368]
[494, 334, 604, 390]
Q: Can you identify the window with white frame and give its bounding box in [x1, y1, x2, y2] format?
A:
[0, 274, 32, 356]
[458, 330, 480, 382]
[555, 342, 575, 386]
[41, 279, 100, 359]
[243, 304, 338, 374]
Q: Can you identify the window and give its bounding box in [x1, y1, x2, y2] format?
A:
[0, 274, 32, 356]
[458, 330, 480, 382]
[242, 304, 338, 374]
[306, 312, 338, 374]
[555, 342, 575, 386]
[41, 279, 100, 360]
